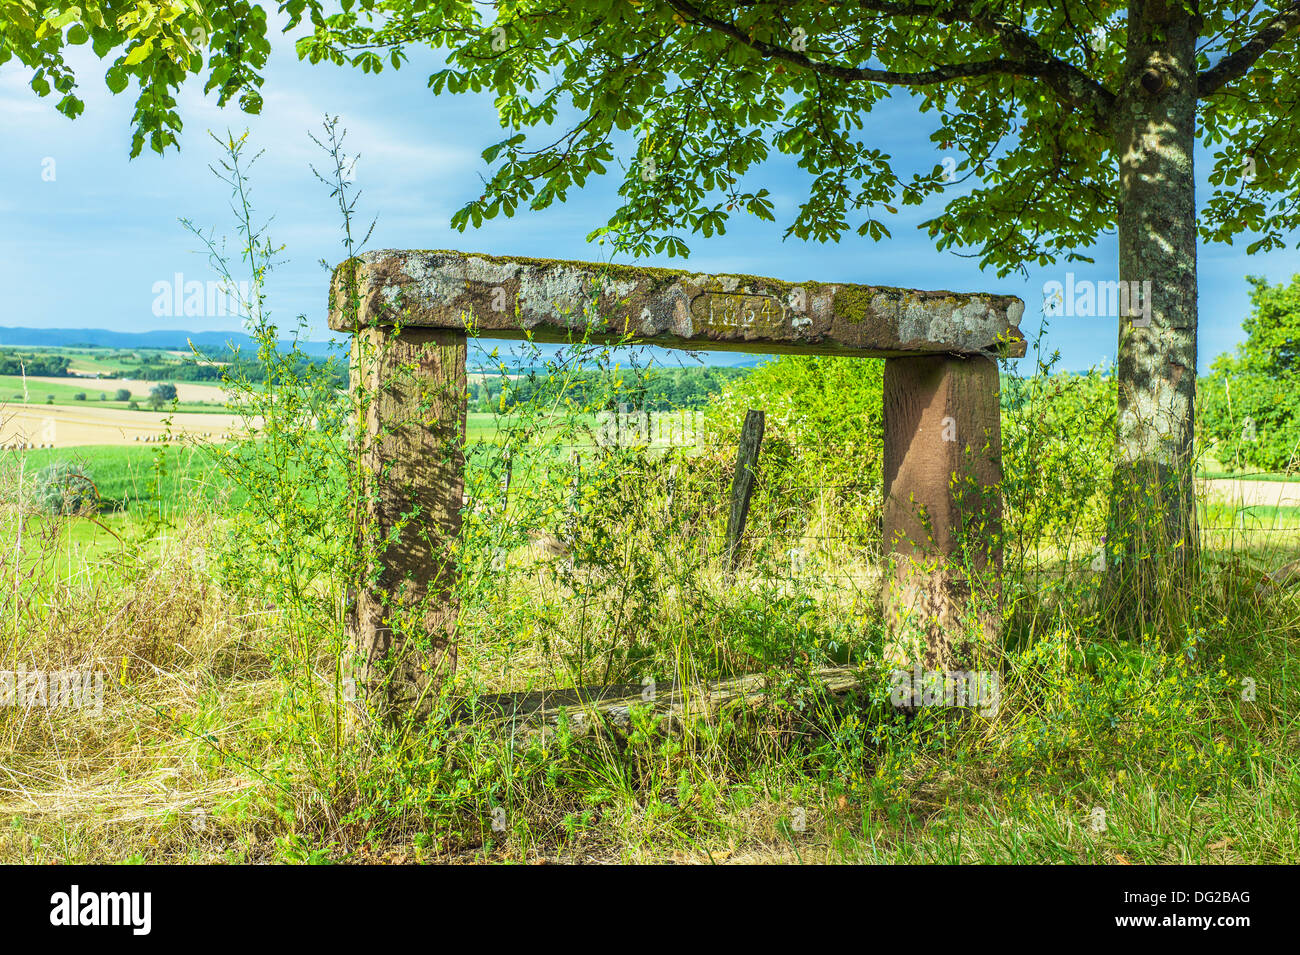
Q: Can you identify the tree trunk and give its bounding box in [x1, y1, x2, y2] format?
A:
[1107, 1, 1200, 601]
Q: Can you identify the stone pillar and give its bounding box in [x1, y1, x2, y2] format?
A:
[881, 355, 1002, 670]
[350, 326, 467, 721]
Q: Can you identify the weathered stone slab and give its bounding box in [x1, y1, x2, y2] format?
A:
[349, 326, 466, 722]
[470, 667, 864, 740]
[329, 250, 1026, 358]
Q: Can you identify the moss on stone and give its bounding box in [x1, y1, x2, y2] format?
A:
[833, 285, 876, 324]
[328, 257, 367, 325]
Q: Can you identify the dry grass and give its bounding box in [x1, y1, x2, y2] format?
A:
[1, 402, 244, 448]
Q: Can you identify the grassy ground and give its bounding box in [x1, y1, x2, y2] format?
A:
[2, 430, 1298, 864]
[12, 444, 238, 512]
[2, 516, 1296, 864]
[1197, 454, 1300, 482]
[1203, 500, 1300, 526]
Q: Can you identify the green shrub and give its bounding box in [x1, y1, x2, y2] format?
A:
[1001, 364, 1116, 558]
[705, 355, 886, 547]
[1200, 274, 1300, 472]
[34, 463, 99, 515]
[1200, 373, 1300, 472]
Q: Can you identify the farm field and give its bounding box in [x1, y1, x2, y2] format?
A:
[8, 444, 236, 511]
[1200, 477, 1300, 509]
[0, 376, 227, 417]
[8, 374, 229, 405]
[0, 402, 244, 448]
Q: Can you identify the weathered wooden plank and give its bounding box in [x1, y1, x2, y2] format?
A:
[329, 249, 1026, 358]
[725, 409, 765, 570]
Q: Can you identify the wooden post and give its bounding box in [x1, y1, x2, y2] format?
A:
[350, 326, 467, 721]
[881, 355, 1002, 671]
[725, 409, 765, 571]
[567, 449, 581, 504]
[501, 448, 513, 509]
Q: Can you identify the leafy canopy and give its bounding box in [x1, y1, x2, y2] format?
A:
[0, 1, 269, 155]
[4, 2, 1299, 268]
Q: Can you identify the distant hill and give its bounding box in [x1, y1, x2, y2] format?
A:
[0, 326, 339, 357]
[463, 340, 768, 371]
[0, 327, 770, 370]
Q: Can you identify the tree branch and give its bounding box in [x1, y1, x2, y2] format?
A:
[1197, 1, 1300, 97]
[666, 0, 1115, 121]
[956, 5, 1116, 118]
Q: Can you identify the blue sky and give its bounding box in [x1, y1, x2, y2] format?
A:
[1, 26, 1297, 375]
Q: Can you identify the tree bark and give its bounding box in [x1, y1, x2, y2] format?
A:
[1108, 1, 1200, 599]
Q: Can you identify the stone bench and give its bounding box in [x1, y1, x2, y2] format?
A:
[329, 250, 1026, 717]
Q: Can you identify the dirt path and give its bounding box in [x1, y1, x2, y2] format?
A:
[1198, 478, 1300, 508]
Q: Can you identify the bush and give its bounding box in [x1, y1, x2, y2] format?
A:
[1001, 365, 1116, 556]
[74, 392, 87, 401]
[148, 383, 178, 409]
[34, 463, 99, 515]
[1200, 274, 1300, 472]
[1200, 373, 1300, 472]
[705, 355, 886, 549]
[115, 388, 132, 402]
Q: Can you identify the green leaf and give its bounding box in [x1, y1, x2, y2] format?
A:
[123, 40, 154, 66]
[105, 66, 128, 94]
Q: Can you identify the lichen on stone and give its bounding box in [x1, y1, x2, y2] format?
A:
[833, 285, 876, 324]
